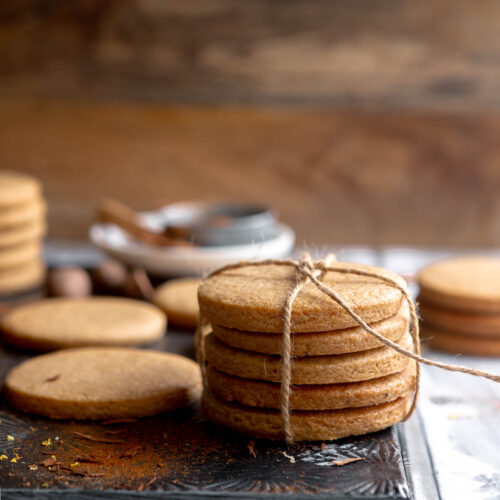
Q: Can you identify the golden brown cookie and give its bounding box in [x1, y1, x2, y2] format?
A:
[211, 303, 409, 356]
[153, 278, 202, 330]
[0, 171, 41, 208]
[0, 197, 46, 229]
[207, 363, 416, 410]
[0, 241, 42, 270]
[0, 219, 46, 248]
[417, 256, 500, 314]
[202, 389, 411, 441]
[205, 332, 413, 384]
[198, 261, 407, 333]
[423, 327, 500, 357]
[0, 259, 45, 296]
[1, 297, 167, 351]
[5, 347, 202, 419]
[419, 301, 500, 338]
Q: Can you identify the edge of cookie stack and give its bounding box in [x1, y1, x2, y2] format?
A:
[198, 261, 416, 441]
[0, 171, 47, 296]
[417, 256, 500, 357]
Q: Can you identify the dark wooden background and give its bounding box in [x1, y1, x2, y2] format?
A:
[1, 0, 500, 246]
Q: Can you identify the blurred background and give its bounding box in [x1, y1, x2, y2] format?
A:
[2, 0, 500, 248]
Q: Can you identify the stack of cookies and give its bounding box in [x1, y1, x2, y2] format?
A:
[0, 171, 46, 295]
[417, 256, 500, 356]
[198, 261, 417, 441]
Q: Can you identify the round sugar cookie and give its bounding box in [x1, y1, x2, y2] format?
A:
[153, 278, 202, 329]
[202, 389, 411, 441]
[1, 297, 167, 351]
[205, 332, 413, 384]
[211, 303, 409, 355]
[0, 198, 46, 229]
[417, 256, 500, 314]
[0, 241, 41, 270]
[0, 219, 46, 248]
[419, 301, 500, 338]
[423, 327, 500, 357]
[207, 363, 416, 410]
[0, 259, 45, 296]
[5, 348, 202, 419]
[199, 261, 407, 333]
[0, 171, 41, 208]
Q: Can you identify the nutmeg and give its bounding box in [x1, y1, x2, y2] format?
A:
[47, 267, 92, 298]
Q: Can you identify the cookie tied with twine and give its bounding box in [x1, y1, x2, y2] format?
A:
[196, 254, 500, 444]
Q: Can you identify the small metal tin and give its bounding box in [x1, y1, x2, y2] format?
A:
[153, 202, 279, 246]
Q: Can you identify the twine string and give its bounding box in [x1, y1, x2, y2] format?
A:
[196, 255, 500, 444]
[280, 256, 310, 443]
[279, 253, 336, 443]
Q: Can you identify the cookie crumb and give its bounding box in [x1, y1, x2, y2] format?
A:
[280, 451, 295, 463]
[247, 440, 257, 458]
[333, 457, 365, 466]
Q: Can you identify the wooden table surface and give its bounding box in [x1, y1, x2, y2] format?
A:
[0, 243, 499, 499]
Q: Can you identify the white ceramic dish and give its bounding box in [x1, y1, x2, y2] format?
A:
[89, 222, 295, 277]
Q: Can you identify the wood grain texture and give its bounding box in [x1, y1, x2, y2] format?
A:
[1, 1, 500, 245]
[1, 99, 500, 246]
[1, 0, 500, 108]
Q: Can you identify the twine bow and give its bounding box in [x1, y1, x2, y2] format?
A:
[196, 254, 500, 444]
